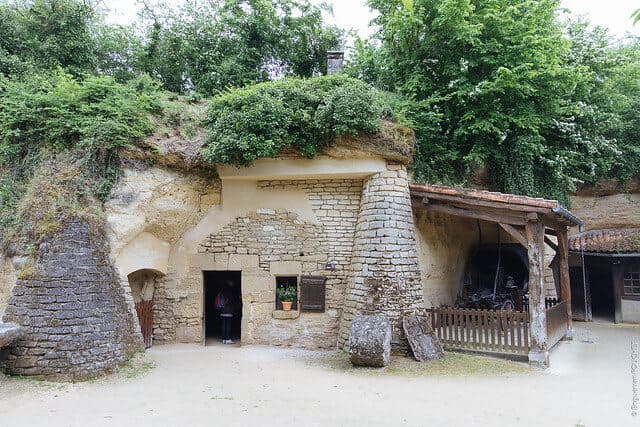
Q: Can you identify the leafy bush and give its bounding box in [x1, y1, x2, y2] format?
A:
[0, 70, 161, 247]
[202, 75, 383, 165]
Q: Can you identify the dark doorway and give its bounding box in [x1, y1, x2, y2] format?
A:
[569, 266, 592, 322]
[203, 271, 242, 343]
[586, 259, 615, 322]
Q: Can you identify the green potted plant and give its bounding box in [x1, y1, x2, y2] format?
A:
[277, 286, 297, 311]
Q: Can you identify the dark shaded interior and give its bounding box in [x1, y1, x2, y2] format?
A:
[465, 244, 529, 293]
[586, 259, 615, 322]
[203, 270, 242, 341]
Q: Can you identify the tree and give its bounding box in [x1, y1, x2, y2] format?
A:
[139, 0, 344, 95]
[0, 0, 100, 76]
[348, 0, 638, 202]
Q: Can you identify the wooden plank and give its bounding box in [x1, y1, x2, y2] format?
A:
[509, 310, 515, 352]
[451, 309, 456, 343]
[413, 202, 527, 226]
[453, 311, 460, 348]
[526, 219, 549, 363]
[489, 312, 495, 351]
[408, 186, 559, 209]
[544, 236, 558, 252]
[499, 223, 527, 247]
[557, 227, 573, 332]
[410, 191, 552, 215]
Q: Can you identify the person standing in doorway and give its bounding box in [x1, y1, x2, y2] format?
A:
[216, 280, 236, 344]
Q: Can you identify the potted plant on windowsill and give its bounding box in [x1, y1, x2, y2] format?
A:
[277, 286, 297, 311]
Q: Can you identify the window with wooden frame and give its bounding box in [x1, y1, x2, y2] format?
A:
[299, 276, 327, 312]
[275, 276, 298, 310]
[623, 263, 640, 299]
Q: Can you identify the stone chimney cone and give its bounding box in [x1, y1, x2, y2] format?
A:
[327, 51, 344, 75]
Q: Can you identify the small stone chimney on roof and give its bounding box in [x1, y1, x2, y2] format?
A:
[327, 51, 344, 75]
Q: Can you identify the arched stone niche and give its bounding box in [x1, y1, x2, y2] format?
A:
[116, 232, 170, 277]
[127, 269, 162, 304]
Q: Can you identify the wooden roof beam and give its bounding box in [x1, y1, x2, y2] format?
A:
[411, 191, 551, 215]
[499, 223, 527, 247]
[414, 201, 527, 226]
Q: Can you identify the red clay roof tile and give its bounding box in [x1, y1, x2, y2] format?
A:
[569, 228, 640, 254]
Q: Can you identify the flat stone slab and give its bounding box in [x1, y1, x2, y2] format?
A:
[349, 315, 391, 367]
[403, 314, 444, 362]
[0, 323, 23, 348]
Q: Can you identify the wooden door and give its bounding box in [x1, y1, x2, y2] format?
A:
[135, 300, 154, 348]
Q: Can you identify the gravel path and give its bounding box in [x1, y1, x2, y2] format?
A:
[0, 323, 638, 426]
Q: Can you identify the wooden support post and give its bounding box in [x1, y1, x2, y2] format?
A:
[557, 227, 573, 339]
[525, 217, 549, 368]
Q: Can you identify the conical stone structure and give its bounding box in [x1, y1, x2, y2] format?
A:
[339, 162, 424, 350]
[2, 217, 142, 380]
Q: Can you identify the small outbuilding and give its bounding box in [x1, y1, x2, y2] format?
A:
[410, 184, 583, 367]
[568, 228, 640, 323]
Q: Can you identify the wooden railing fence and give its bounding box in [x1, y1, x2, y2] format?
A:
[426, 307, 530, 356]
[521, 296, 560, 312]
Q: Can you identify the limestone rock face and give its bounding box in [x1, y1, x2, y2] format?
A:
[402, 314, 444, 362]
[569, 193, 640, 232]
[105, 165, 221, 254]
[348, 315, 392, 367]
[0, 257, 17, 318]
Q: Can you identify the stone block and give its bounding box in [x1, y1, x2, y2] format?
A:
[175, 325, 200, 343]
[348, 315, 391, 367]
[269, 261, 302, 276]
[228, 254, 260, 271]
[242, 273, 273, 294]
[272, 310, 300, 320]
[0, 323, 23, 347]
[402, 314, 444, 362]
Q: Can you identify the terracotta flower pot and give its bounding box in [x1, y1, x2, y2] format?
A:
[282, 301, 293, 311]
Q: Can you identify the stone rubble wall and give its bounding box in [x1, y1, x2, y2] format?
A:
[2, 217, 142, 380]
[153, 179, 362, 348]
[339, 163, 425, 351]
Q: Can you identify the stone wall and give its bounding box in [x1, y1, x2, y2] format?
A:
[339, 163, 425, 350]
[2, 217, 142, 380]
[153, 179, 362, 348]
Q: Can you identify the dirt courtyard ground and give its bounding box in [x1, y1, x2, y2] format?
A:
[0, 322, 638, 427]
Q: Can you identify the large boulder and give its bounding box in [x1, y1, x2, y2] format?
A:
[403, 314, 444, 362]
[349, 315, 392, 367]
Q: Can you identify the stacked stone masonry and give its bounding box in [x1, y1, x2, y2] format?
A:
[152, 179, 363, 348]
[2, 217, 142, 380]
[339, 163, 425, 351]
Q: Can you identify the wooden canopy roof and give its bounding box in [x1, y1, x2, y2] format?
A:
[410, 184, 583, 232]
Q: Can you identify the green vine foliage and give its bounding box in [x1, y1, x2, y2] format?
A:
[202, 75, 384, 165]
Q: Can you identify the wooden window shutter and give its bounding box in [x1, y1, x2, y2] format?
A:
[299, 276, 326, 312]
